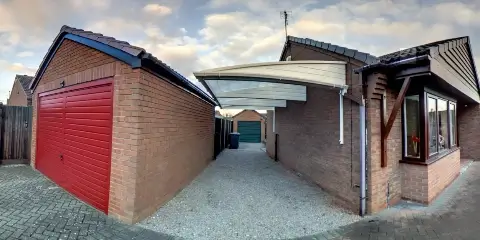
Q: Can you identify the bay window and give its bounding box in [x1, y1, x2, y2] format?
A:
[402, 90, 458, 163]
[404, 95, 420, 158]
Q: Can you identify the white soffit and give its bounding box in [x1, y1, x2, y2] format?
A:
[194, 61, 347, 109]
[222, 105, 275, 110]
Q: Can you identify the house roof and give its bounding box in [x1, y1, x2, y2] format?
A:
[15, 75, 34, 99]
[281, 36, 379, 64]
[232, 109, 265, 119]
[30, 25, 215, 105]
[378, 36, 469, 64]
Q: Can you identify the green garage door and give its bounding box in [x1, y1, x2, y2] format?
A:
[238, 121, 261, 143]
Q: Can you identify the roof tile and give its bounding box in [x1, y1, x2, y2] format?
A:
[287, 36, 379, 64]
[16, 75, 34, 99]
[328, 44, 337, 52]
[378, 36, 468, 63]
[335, 46, 345, 54]
[30, 25, 215, 104]
[343, 49, 355, 58]
[121, 46, 144, 56]
[354, 52, 367, 62]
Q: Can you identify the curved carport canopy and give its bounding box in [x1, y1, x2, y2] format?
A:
[194, 60, 349, 144]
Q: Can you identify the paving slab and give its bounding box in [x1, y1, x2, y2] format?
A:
[0, 164, 173, 240]
[302, 162, 480, 240]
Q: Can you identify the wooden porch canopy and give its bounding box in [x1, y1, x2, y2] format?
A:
[357, 36, 480, 167]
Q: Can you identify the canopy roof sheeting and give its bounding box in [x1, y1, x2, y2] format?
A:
[194, 61, 347, 110]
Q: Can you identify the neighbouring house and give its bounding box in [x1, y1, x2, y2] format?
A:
[7, 75, 34, 106]
[29, 25, 216, 224]
[232, 110, 266, 143]
[196, 35, 480, 216]
[215, 110, 224, 118]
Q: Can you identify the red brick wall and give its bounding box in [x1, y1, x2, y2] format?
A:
[233, 110, 265, 142]
[275, 85, 361, 212]
[31, 39, 214, 224]
[402, 150, 460, 203]
[365, 74, 402, 214]
[132, 69, 214, 222]
[427, 150, 460, 201]
[458, 104, 480, 160]
[288, 43, 365, 100]
[274, 43, 365, 212]
[6, 79, 28, 106]
[31, 39, 117, 168]
[109, 63, 143, 223]
[30, 39, 136, 222]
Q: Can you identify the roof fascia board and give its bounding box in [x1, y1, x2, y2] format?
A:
[31, 32, 217, 105]
[30, 33, 142, 90]
[198, 79, 221, 107]
[465, 37, 480, 92]
[66, 34, 142, 67]
[142, 55, 216, 104]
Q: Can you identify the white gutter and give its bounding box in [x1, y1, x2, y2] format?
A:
[359, 96, 366, 216]
[273, 109, 276, 133]
[339, 88, 347, 144]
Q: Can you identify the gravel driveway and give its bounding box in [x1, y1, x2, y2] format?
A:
[138, 143, 361, 240]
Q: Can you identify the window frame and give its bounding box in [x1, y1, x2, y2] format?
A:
[449, 102, 457, 147]
[427, 96, 438, 156]
[402, 95, 421, 159]
[401, 89, 458, 163]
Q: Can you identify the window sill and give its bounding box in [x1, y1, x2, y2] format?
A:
[400, 147, 460, 166]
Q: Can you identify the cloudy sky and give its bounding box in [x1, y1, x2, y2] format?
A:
[1, 0, 480, 104]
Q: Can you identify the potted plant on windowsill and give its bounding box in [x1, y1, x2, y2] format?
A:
[412, 135, 420, 156]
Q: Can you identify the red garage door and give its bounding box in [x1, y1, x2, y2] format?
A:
[36, 78, 113, 213]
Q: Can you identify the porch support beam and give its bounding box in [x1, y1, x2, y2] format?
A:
[395, 66, 430, 79]
[381, 76, 411, 167]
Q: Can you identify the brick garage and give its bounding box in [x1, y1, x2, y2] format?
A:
[29, 26, 215, 224]
[265, 36, 480, 215]
[232, 110, 266, 143]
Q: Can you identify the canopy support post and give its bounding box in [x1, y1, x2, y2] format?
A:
[273, 109, 276, 133]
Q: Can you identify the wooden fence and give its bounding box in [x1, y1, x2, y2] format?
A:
[0, 105, 32, 164]
[214, 117, 233, 158]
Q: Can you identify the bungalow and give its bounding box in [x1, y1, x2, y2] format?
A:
[195, 35, 480, 215]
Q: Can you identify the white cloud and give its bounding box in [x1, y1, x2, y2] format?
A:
[16, 51, 34, 58]
[143, 4, 172, 16]
[1, 0, 480, 101]
[0, 60, 37, 74]
[70, 0, 111, 10]
[85, 18, 144, 40]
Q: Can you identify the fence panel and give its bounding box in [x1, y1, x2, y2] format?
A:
[1, 105, 32, 162]
[214, 117, 233, 159]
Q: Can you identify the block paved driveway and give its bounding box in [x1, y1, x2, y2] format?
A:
[299, 161, 480, 240]
[0, 164, 174, 240]
[2, 159, 480, 240]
